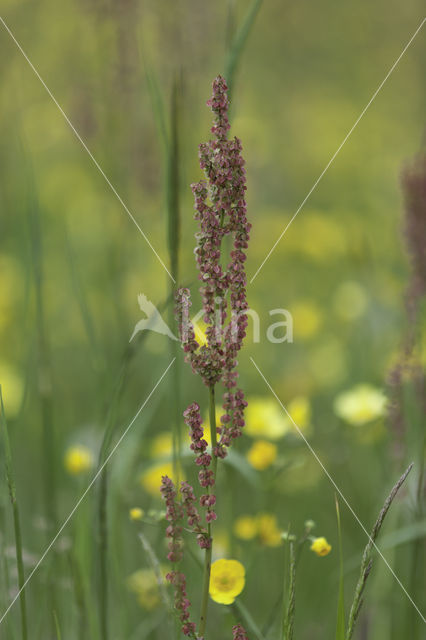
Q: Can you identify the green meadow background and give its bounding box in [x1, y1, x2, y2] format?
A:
[0, 1, 425, 639]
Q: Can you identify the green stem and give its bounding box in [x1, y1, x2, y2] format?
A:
[0, 387, 28, 640]
[198, 385, 217, 636]
[283, 542, 296, 640]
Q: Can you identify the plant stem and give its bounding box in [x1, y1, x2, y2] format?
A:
[282, 542, 296, 640]
[346, 463, 413, 639]
[0, 387, 28, 640]
[198, 385, 217, 636]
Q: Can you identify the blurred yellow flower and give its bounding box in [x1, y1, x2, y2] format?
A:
[297, 213, 346, 262]
[151, 433, 173, 458]
[333, 281, 368, 321]
[309, 338, 346, 388]
[247, 440, 277, 470]
[127, 568, 163, 610]
[234, 513, 283, 547]
[140, 462, 176, 496]
[334, 384, 387, 426]
[310, 537, 332, 556]
[64, 445, 94, 476]
[287, 396, 311, 433]
[233, 515, 258, 541]
[193, 319, 208, 347]
[245, 397, 290, 440]
[209, 559, 245, 605]
[129, 507, 144, 521]
[292, 301, 323, 340]
[257, 513, 283, 547]
[0, 361, 24, 417]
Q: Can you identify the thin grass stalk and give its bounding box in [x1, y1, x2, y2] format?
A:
[407, 434, 425, 637]
[0, 387, 28, 640]
[166, 73, 183, 487]
[139, 533, 172, 613]
[282, 541, 296, 640]
[346, 463, 413, 639]
[335, 497, 346, 640]
[224, 0, 263, 105]
[198, 385, 217, 636]
[233, 600, 265, 640]
[28, 192, 58, 533]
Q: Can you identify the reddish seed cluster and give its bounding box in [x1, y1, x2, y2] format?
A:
[164, 76, 251, 639]
[184, 402, 217, 530]
[402, 152, 426, 306]
[175, 74, 250, 454]
[160, 476, 183, 563]
[166, 571, 197, 637]
[232, 624, 249, 639]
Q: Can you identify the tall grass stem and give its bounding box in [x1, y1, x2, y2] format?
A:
[0, 387, 28, 640]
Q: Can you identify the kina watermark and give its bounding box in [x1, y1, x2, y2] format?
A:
[130, 294, 293, 344]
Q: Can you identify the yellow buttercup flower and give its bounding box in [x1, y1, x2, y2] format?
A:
[234, 513, 283, 547]
[257, 513, 283, 547]
[233, 515, 258, 541]
[64, 445, 94, 476]
[310, 537, 332, 557]
[287, 396, 311, 433]
[140, 462, 178, 496]
[129, 507, 144, 521]
[245, 397, 290, 440]
[209, 559, 245, 605]
[150, 433, 173, 458]
[247, 440, 277, 470]
[127, 568, 164, 610]
[334, 385, 387, 426]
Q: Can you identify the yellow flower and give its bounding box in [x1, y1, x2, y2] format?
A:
[64, 445, 94, 476]
[334, 385, 387, 426]
[127, 568, 163, 610]
[247, 440, 277, 470]
[333, 281, 368, 321]
[140, 462, 177, 496]
[287, 396, 311, 433]
[257, 513, 282, 547]
[245, 397, 290, 440]
[310, 537, 332, 557]
[0, 361, 24, 417]
[150, 433, 173, 458]
[129, 508, 144, 521]
[193, 319, 208, 347]
[292, 301, 323, 340]
[209, 559, 245, 605]
[309, 338, 346, 388]
[233, 516, 258, 541]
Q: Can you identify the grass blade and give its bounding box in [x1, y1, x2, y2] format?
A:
[335, 496, 346, 640]
[233, 599, 265, 640]
[346, 463, 413, 639]
[224, 0, 263, 105]
[0, 386, 28, 640]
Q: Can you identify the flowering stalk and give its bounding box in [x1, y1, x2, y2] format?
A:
[162, 75, 250, 638]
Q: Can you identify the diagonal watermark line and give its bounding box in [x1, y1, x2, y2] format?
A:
[250, 17, 426, 284]
[0, 16, 175, 284]
[0, 357, 176, 627]
[250, 356, 426, 624]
